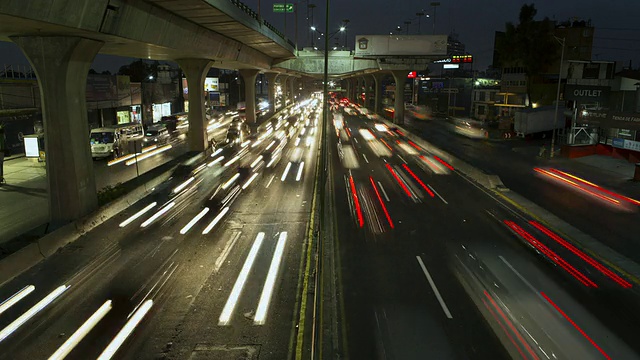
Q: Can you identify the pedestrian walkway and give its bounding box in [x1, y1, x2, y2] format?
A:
[2, 156, 47, 185]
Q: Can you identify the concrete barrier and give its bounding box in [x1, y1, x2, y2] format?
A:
[0, 243, 45, 286]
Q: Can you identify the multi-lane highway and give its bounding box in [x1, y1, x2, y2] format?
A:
[0, 101, 321, 359]
[324, 106, 640, 359]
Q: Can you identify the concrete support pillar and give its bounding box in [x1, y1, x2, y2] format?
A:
[355, 78, 362, 104]
[391, 70, 407, 124]
[348, 78, 355, 102]
[265, 72, 279, 114]
[289, 77, 297, 104]
[239, 69, 260, 123]
[12, 36, 103, 227]
[363, 76, 372, 109]
[177, 59, 212, 152]
[372, 73, 384, 114]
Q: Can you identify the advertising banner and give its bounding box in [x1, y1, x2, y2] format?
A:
[355, 35, 447, 57]
[564, 85, 610, 103]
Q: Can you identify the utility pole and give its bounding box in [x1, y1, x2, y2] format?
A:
[309, 3, 316, 47]
[342, 19, 350, 49]
[550, 36, 565, 158]
[404, 20, 411, 35]
[430, 2, 440, 35]
[416, 12, 425, 34]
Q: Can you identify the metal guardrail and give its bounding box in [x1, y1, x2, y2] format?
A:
[1, 65, 36, 80]
[228, 0, 290, 44]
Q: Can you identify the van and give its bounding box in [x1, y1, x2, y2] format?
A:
[90, 123, 144, 159]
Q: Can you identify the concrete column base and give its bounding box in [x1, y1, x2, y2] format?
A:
[265, 72, 279, 115]
[177, 58, 213, 152]
[391, 70, 407, 124]
[12, 36, 103, 227]
[239, 69, 260, 124]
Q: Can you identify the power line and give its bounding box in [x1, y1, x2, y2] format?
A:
[595, 37, 640, 42]
[591, 46, 640, 52]
[596, 27, 640, 31]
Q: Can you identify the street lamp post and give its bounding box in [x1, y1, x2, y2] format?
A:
[309, 3, 316, 47]
[550, 36, 565, 158]
[342, 19, 350, 49]
[416, 12, 425, 34]
[430, 2, 440, 34]
[404, 20, 411, 35]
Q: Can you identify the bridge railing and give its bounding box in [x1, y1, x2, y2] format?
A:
[228, 0, 291, 45]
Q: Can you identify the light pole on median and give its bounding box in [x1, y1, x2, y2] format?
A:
[550, 36, 565, 158]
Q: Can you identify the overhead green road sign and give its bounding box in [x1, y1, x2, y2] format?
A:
[273, 3, 294, 13]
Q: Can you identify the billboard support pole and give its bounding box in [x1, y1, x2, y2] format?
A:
[550, 36, 565, 158]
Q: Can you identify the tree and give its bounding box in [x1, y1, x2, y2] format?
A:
[497, 3, 558, 107]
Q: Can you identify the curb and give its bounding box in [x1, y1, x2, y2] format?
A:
[379, 116, 640, 285]
[0, 153, 201, 288]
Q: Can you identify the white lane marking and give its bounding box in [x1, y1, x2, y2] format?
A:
[219, 232, 265, 325]
[0, 285, 35, 317]
[362, 154, 369, 163]
[353, 137, 359, 144]
[119, 202, 157, 228]
[416, 256, 453, 319]
[0, 285, 70, 343]
[48, 300, 112, 360]
[377, 182, 390, 202]
[140, 202, 175, 228]
[266, 175, 275, 188]
[214, 231, 242, 274]
[202, 207, 230, 235]
[179, 207, 210, 234]
[281, 162, 292, 181]
[398, 155, 408, 164]
[498, 256, 545, 302]
[296, 162, 305, 181]
[96, 300, 153, 360]
[427, 184, 448, 204]
[254, 232, 288, 325]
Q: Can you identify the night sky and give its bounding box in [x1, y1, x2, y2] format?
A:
[1, 0, 639, 73]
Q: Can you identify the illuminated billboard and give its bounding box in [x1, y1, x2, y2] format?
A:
[354, 35, 447, 57]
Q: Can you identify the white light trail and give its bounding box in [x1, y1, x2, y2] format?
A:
[251, 139, 263, 148]
[0, 285, 69, 343]
[218, 233, 264, 325]
[250, 155, 264, 168]
[281, 162, 292, 181]
[202, 207, 230, 234]
[96, 300, 153, 360]
[241, 140, 251, 148]
[172, 176, 195, 194]
[222, 173, 240, 190]
[254, 232, 288, 325]
[301, 128, 306, 136]
[294, 137, 301, 146]
[119, 202, 157, 228]
[208, 155, 225, 167]
[224, 155, 240, 167]
[48, 300, 112, 360]
[125, 144, 172, 166]
[265, 140, 276, 150]
[242, 173, 259, 189]
[296, 162, 305, 181]
[211, 147, 223, 157]
[140, 202, 175, 228]
[179, 207, 210, 234]
[0, 285, 35, 317]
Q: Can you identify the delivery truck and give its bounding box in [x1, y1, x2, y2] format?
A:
[514, 106, 566, 138]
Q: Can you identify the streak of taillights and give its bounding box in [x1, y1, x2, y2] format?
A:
[407, 140, 422, 151]
[370, 177, 394, 229]
[549, 168, 640, 206]
[541, 292, 612, 360]
[349, 176, 364, 227]
[530, 221, 632, 288]
[96, 300, 153, 360]
[484, 291, 539, 360]
[180, 207, 210, 234]
[401, 164, 434, 197]
[48, 300, 112, 360]
[202, 207, 230, 234]
[379, 138, 393, 151]
[504, 220, 598, 288]
[119, 202, 157, 228]
[0, 285, 70, 343]
[433, 155, 454, 171]
[385, 163, 412, 198]
[140, 202, 175, 228]
[534, 168, 620, 205]
[0, 285, 35, 316]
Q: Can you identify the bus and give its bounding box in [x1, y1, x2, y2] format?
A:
[90, 123, 144, 159]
